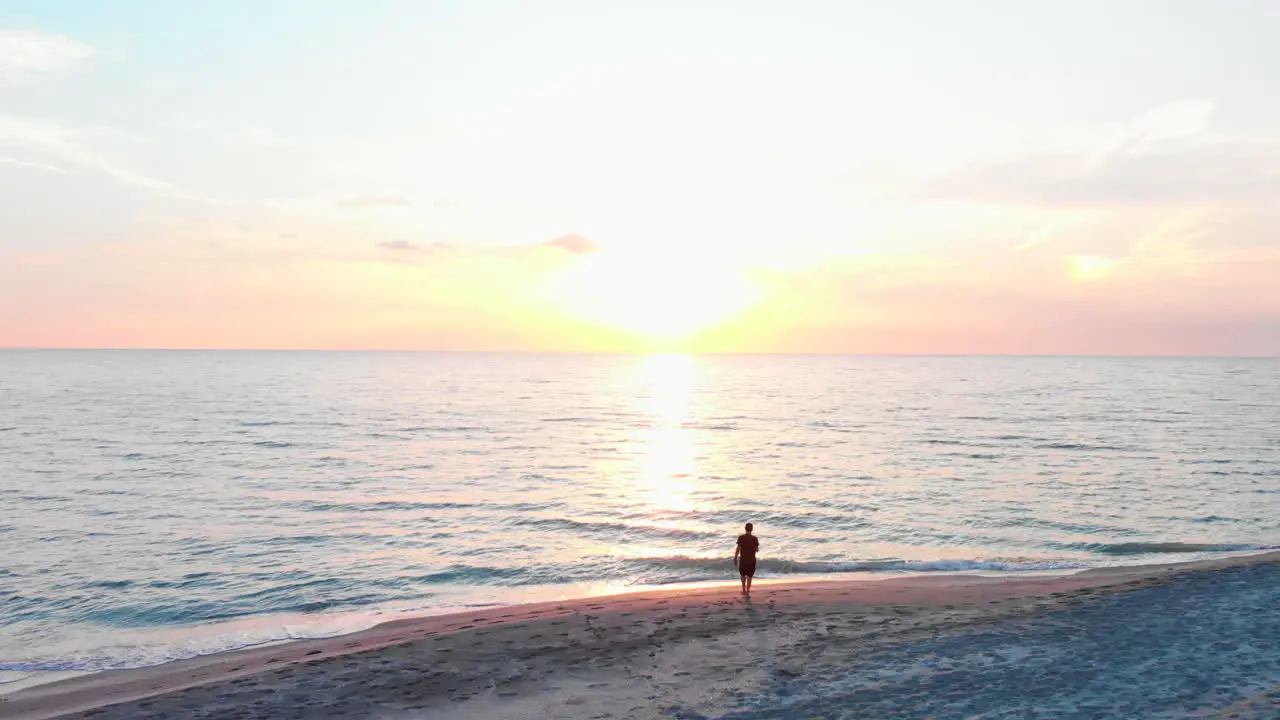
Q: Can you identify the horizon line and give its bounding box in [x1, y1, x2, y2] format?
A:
[1, 346, 1277, 360]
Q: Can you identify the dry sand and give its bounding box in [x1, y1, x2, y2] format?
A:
[4, 551, 1278, 720]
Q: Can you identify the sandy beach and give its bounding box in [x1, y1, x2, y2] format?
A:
[5, 551, 1278, 720]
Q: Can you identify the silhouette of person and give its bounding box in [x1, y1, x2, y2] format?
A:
[734, 522, 759, 597]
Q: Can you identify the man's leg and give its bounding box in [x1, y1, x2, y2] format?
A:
[746, 574, 753, 596]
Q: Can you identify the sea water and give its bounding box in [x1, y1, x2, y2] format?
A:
[2, 351, 1278, 682]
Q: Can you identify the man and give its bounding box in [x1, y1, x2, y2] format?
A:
[734, 522, 759, 597]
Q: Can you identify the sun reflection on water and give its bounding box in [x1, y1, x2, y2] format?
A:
[632, 353, 698, 515]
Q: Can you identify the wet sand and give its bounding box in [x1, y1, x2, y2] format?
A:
[5, 551, 1278, 720]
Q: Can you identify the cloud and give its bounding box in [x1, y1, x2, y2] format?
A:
[1127, 100, 1214, 147]
[371, 235, 597, 263]
[376, 240, 450, 252]
[543, 234, 598, 255]
[911, 102, 1279, 209]
[334, 195, 412, 209]
[916, 141, 1276, 208]
[0, 155, 69, 173]
[0, 29, 92, 82]
[0, 114, 204, 199]
[377, 240, 422, 251]
[1015, 215, 1083, 252]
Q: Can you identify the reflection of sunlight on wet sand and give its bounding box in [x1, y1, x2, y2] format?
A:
[633, 354, 698, 515]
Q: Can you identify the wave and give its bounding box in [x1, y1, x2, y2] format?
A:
[0, 613, 385, 676]
[923, 437, 1141, 452]
[293, 499, 554, 514]
[507, 517, 722, 542]
[623, 544, 1280, 583]
[624, 555, 1093, 581]
[1034, 442, 1134, 451]
[938, 451, 1002, 460]
[1074, 542, 1278, 555]
[393, 425, 488, 433]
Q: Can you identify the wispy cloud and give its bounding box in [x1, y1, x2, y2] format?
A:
[1125, 100, 1214, 148]
[0, 114, 199, 198]
[1015, 216, 1083, 252]
[0, 29, 92, 82]
[911, 102, 1279, 209]
[375, 240, 450, 252]
[377, 240, 420, 251]
[335, 195, 412, 209]
[916, 142, 1276, 208]
[376, 235, 599, 257]
[543, 234, 598, 255]
[0, 155, 69, 173]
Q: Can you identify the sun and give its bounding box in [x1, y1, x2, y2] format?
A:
[550, 251, 760, 343]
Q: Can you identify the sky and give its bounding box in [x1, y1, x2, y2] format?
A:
[1, 0, 1278, 354]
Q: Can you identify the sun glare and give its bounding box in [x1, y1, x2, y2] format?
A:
[632, 353, 697, 514]
[1068, 254, 1125, 282]
[551, 252, 760, 343]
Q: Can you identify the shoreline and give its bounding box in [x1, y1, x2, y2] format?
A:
[0, 564, 1097, 692]
[5, 550, 1279, 720]
[2, 550, 1255, 685]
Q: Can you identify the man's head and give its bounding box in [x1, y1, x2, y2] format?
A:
[745, 522, 754, 533]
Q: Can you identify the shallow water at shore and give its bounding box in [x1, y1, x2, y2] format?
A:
[7, 556, 1277, 720]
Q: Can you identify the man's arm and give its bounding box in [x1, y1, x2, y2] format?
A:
[733, 543, 740, 569]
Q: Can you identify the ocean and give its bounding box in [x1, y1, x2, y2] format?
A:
[2, 350, 1278, 684]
